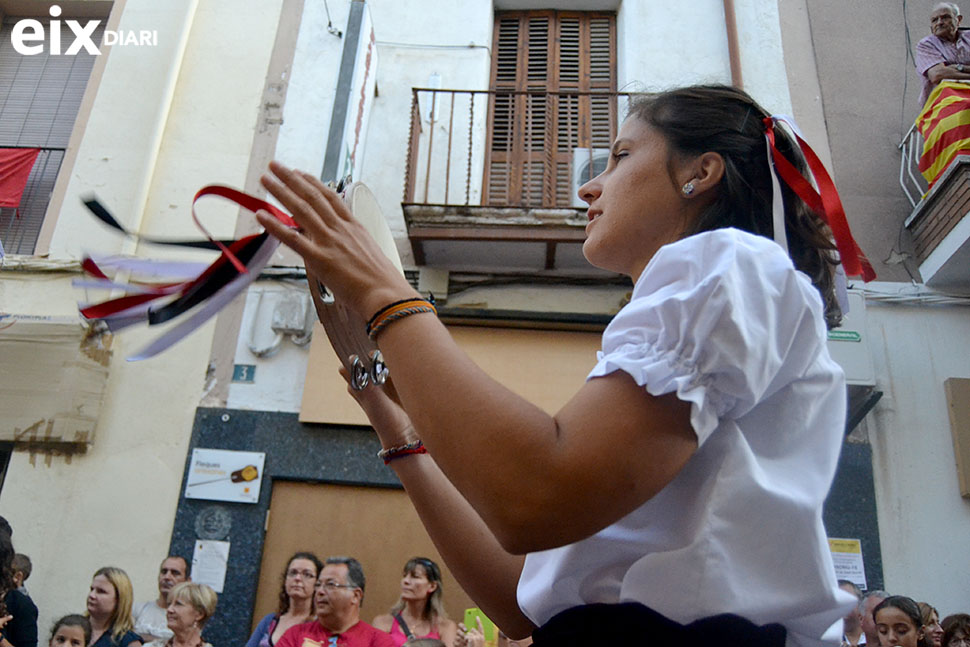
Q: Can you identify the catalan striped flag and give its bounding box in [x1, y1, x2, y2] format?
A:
[917, 80, 970, 188]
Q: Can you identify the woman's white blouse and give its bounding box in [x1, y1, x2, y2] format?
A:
[517, 229, 856, 647]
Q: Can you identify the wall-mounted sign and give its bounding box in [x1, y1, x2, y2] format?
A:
[184, 448, 265, 504]
[828, 537, 867, 590]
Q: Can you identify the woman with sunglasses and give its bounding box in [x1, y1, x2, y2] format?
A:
[373, 558, 456, 647]
[247, 553, 324, 647]
[259, 84, 867, 646]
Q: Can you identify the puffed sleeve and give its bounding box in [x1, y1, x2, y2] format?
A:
[588, 230, 829, 445]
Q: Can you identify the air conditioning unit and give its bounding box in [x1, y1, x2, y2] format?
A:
[571, 148, 610, 207]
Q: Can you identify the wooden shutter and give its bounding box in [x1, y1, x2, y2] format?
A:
[485, 11, 616, 208]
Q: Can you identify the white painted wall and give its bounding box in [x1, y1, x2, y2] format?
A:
[0, 0, 283, 636]
[616, 0, 791, 113]
[862, 285, 970, 615]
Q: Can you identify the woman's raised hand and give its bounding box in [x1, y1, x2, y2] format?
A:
[257, 161, 417, 320]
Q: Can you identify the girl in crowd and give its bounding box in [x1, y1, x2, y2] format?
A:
[246, 552, 323, 647]
[142, 582, 216, 647]
[874, 596, 925, 647]
[372, 557, 456, 646]
[86, 567, 141, 647]
[0, 532, 37, 647]
[49, 616, 91, 647]
[257, 84, 860, 645]
[920, 602, 944, 647]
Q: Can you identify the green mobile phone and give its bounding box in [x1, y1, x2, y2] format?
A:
[463, 607, 497, 643]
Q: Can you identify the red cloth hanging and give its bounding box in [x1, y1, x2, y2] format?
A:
[0, 148, 41, 208]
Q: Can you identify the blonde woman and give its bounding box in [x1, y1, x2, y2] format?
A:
[142, 582, 217, 647]
[86, 567, 142, 647]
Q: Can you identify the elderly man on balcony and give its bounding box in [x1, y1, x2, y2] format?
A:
[917, 3, 970, 106]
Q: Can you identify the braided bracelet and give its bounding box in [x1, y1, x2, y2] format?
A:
[366, 297, 437, 341]
[377, 439, 427, 465]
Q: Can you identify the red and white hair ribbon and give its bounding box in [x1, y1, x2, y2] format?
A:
[763, 115, 875, 282]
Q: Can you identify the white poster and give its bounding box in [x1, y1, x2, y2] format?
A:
[184, 448, 265, 504]
[191, 540, 230, 593]
[828, 537, 867, 590]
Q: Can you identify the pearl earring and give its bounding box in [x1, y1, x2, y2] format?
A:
[681, 181, 695, 197]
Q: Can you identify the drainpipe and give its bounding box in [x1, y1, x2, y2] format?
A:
[723, 0, 743, 89]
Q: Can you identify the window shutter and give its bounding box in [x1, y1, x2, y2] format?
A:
[485, 11, 615, 208]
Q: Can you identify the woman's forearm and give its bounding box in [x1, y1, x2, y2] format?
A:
[389, 453, 535, 639]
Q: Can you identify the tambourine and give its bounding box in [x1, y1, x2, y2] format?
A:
[306, 182, 405, 390]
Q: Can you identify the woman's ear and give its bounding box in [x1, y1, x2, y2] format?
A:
[690, 152, 725, 194]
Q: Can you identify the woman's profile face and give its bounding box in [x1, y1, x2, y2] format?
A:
[166, 594, 203, 633]
[86, 575, 117, 618]
[578, 116, 692, 280]
[284, 558, 319, 600]
[924, 611, 943, 647]
[400, 565, 437, 602]
[876, 606, 922, 647]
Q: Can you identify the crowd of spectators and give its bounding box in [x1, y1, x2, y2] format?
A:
[0, 512, 964, 647]
[837, 580, 969, 647]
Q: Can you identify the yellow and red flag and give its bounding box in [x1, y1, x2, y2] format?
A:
[918, 80, 970, 188]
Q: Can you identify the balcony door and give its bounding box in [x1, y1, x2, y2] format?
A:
[485, 11, 616, 208]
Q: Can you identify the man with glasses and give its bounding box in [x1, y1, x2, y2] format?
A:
[276, 557, 394, 647]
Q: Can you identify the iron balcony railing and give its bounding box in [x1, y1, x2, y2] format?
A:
[0, 146, 66, 255]
[403, 88, 635, 210]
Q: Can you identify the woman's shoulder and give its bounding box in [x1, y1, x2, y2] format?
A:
[632, 228, 818, 314]
[640, 228, 794, 288]
[371, 614, 395, 632]
[119, 630, 143, 647]
[256, 612, 279, 626]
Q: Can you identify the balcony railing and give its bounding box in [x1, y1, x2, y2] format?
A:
[403, 89, 634, 210]
[0, 147, 65, 255]
[898, 123, 928, 207]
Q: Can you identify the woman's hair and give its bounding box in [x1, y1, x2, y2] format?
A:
[390, 557, 447, 624]
[49, 614, 92, 646]
[170, 582, 218, 628]
[942, 614, 970, 647]
[90, 566, 135, 641]
[277, 552, 324, 615]
[0, 532, 14, 616]
[628, 84, 842, 328]
[875, 596, 925, 644]
[920, 602, 941, 626]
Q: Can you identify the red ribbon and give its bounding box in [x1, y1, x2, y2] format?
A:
[80, 185, 296, 321]
[191, 185, 295, 274]
[763, 117, 875, 281]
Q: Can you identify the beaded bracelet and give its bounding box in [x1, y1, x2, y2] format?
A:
[377, 439, 428, 465]
[366, 297, 437, 341]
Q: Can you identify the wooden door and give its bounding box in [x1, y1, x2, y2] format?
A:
[252, 481, 476, 631]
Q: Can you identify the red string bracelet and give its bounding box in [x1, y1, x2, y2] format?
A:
[377, 440, 427, 465]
